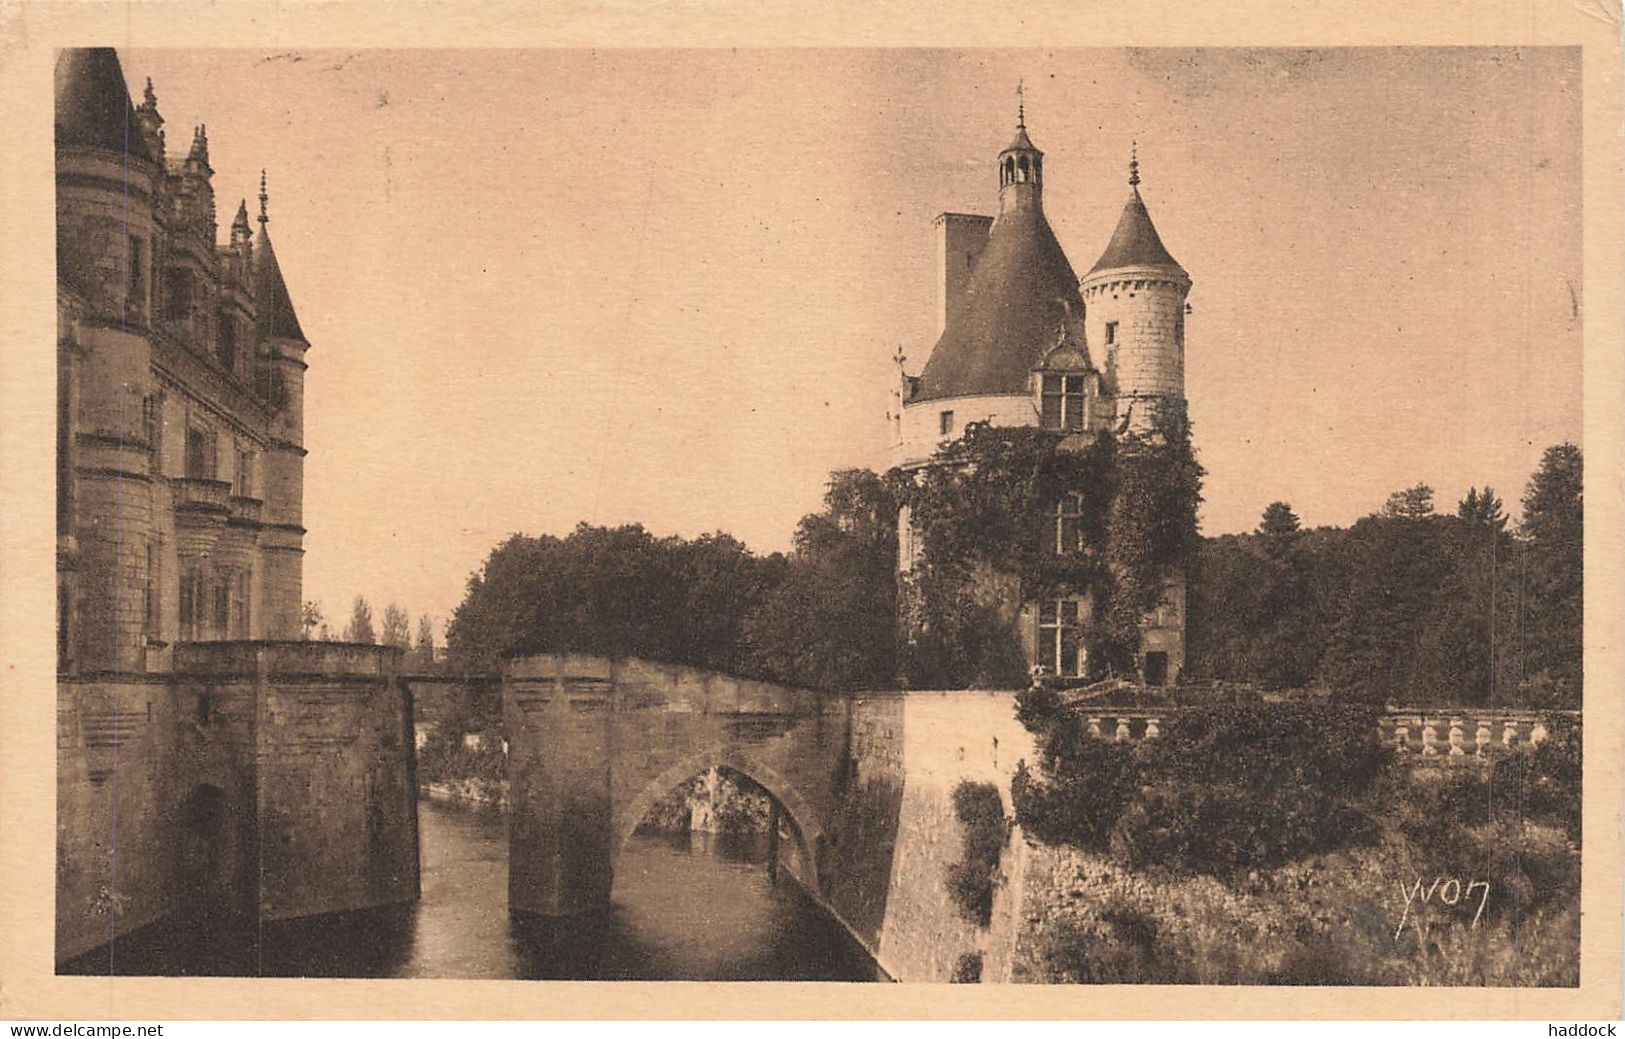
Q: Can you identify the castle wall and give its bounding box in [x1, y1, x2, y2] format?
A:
[57, 644, 420, 966]
[895, 393, 1034, 470]
[55, 675, 259, 964]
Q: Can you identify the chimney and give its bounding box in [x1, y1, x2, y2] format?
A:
[933, 212, 992, 341]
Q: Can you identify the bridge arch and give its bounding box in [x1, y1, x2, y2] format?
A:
[614, 746, 825, 896]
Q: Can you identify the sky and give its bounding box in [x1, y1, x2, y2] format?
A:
[123, 47, 1582, 637]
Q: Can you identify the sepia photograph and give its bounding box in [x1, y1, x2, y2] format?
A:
[15, 15, 1617, 1016]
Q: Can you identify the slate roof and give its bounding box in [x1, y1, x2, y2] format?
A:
[913, 200, 1084, 402]
[254, 228, 307, 343]
[1087, 188, 1183, 275]
[54, 48, 154, 164]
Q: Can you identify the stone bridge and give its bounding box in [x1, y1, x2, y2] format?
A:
[502, 653, 1047, 978]
[502, 654, 1583, 980]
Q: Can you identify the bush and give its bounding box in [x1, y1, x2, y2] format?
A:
[1016, 696, 1393, 877]
[944, 781, 1008, 926]
[1039, 899, 1178, 984]
[949, 951, 983, 983]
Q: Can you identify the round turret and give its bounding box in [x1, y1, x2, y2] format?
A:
[1080, 148, 1190, 427]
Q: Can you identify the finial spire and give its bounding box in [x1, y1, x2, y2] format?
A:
[258, 169, 269, 226]
[1129, 141, 1140, 188]
[1016, 79, 1025, 129]
[142, 77, 156, 108]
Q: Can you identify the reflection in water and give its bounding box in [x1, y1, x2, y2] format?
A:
[60, 799, 880, 981]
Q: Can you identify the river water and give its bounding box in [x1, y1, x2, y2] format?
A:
[63, 798, 881, 981]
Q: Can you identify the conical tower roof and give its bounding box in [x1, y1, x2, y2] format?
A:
[915, 185, 1083, 402]
[54, 48, 154, 163]
[1088, 152, 1183, 276]
[254, 227, 306, 342]
[1087, 189, 1182, 275]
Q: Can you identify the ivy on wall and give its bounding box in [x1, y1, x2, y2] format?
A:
[888, 400, 1203, 687]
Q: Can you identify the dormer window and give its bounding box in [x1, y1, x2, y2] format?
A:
[939, 410, 955, 436]
[1040, 374, 1086, 431]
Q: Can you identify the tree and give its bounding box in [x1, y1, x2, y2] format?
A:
[344, 596, 376, 644]
[300, 601, 324, 640]
[445, 523, 784, 678]
[415, 615, 437, 671]
[743, 469, 898, 690]
[1258, 501, 1301, 537]
[1383, 483, 1435, 520]
[1519, 443, 1582, 701]
[1457, 486, 1508, 530]
[381, 603, 411, 651]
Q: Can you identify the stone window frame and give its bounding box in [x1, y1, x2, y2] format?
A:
[1037, 598, 1085, 678]
[1040, 491, 1085, 556]
[233, 445, 255, 498]
[1039, 372, 1087, 431]
[143, 536, 162, 640]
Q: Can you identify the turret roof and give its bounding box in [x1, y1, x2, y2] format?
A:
[914, 200, 1083, 402]
[254, 228, 306, 342]
[1087, 188, 1183, 276]
[1003, 124, 1038, 154]
[54, 48, 155, 163]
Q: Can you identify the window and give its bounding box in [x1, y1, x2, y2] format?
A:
[185, 426, 215, 479]
[164, 267, 194, 321]
[234, 447, 254, 497]
[1038, 600, 1084, 677]
[143, 539, 160, 638]
[142, 393, 163, 470]
[1144, 651, 1169, 687]
[1040, 374, 1087, 431]
[1105, 321, 1118, 345]
[179, 568, 203, 641]
[1041, 492, 1084, 555]
[127, 236, 145, 317]
[231, 570, 250, 638]
[939, 410, 954, 436]
[213, 576, 230, 636]
[219, 314, 237, 372]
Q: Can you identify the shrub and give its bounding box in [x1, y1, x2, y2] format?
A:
[949, 951, 983, 983]
[944, 781, 1008, 926]
[1039, 899, 1178, 984]
[1016, 696, 1393, 877]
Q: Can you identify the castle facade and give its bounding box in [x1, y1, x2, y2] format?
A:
[892, 109, 1191, 685]
[56, 48, 309, 675]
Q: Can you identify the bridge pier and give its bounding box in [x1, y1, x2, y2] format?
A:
[504, 656, 616, 916]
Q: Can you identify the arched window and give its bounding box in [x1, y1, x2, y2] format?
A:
[1018, 155, 1030, 179]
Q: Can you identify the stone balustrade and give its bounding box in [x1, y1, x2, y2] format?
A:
[1073, 704, 1576, 762]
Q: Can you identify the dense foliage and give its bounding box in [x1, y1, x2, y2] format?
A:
[943, 780, 1008, 926]
[891, 401, 1203, 687]
[444, 469, 898, 692]
[1187, 444, 1583, 706]
[1012, 682, 1391, 877]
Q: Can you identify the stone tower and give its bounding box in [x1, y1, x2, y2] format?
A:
[1080, 147, 1191, 430]
[892, 109, 1191, 686]
[1081, 147, 1191, 684]
[253, 177, 310, 640]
